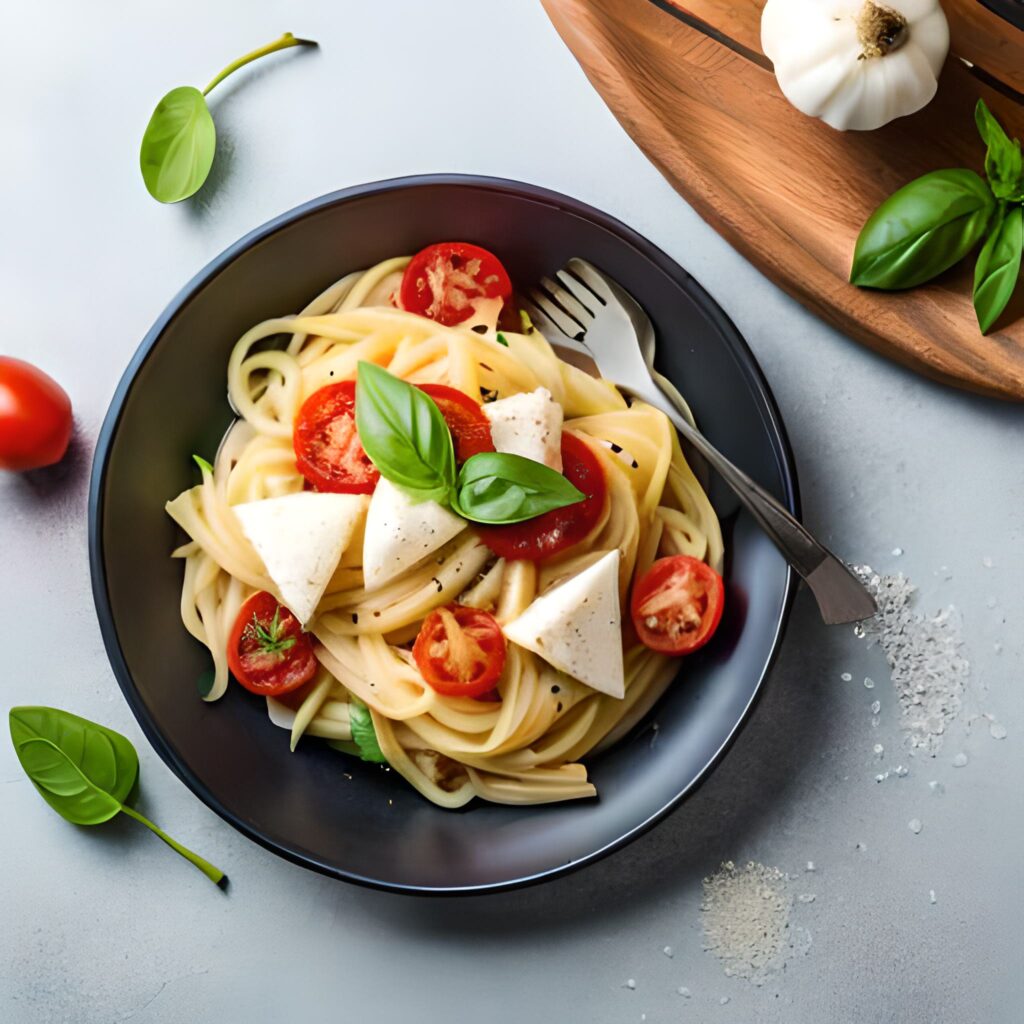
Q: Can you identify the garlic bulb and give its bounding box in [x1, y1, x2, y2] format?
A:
[761, 0, 950, 131]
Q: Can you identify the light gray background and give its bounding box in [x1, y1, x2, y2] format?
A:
[2, 2, 1020, 1022]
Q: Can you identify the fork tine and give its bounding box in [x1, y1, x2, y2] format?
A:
[527, 289, 586, 341]
[540, 275, 594, 325]
[564, 258, 613, 305]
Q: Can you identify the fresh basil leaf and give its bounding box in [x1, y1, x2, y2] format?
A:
[851, 170, 996, 289]
[973, 204, 1023, 335]
[193, 454, 214, 475]
[975, 100, 1024, 201]
[495, 332, 509, 347]
[454, 452, 585, 524]
[140, 34, 317, 204]
[355, 362, 455, 502]
[9, 707, 225, 884]
[348, 700, 388, 764]
[140, 87, 217, 204]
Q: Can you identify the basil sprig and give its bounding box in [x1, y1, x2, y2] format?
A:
[354, 362, 584, 524]
[453, 452, 585, 524]
[140, 32, 317, 203]
[9, 707, 225, 885]
[851, 100, 1024, 335]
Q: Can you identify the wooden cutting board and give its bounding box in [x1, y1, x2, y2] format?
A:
[541, 0, 1024, 400]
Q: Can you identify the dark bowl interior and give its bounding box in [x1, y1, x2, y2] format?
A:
[89, 175, 797, 893]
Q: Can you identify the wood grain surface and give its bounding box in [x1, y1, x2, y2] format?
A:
[542, 0, 1024, 399]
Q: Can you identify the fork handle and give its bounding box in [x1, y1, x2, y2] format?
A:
[622, 383, 876, 625]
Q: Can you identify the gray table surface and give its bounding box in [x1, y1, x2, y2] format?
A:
[2, 3, 1021, 1022]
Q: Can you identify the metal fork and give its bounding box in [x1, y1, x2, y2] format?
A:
[524, 258, 876, 626]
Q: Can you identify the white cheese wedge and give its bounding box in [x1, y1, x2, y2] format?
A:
[362, 477, 466, 591]
[483, 387, 563, 471]
[503, 550, 624, 698]
[233, 491, 368, 626]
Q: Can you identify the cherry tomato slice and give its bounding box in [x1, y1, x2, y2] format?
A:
[475, 432, 606, 562]
[417, 383, 494, 462]
[630, 555, 725, 655]
[293, 381, 379, 494]
[228, 591, 318, 695]
[0, 357, 72, 472]
[413, 605, 507, 698]
[399, 242, 512, 326]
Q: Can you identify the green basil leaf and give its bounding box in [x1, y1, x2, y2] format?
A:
[355, 362, 455, 502]
[851, 170, 996, 289]
[348, 700, 388, 764]
[9, 707, 225, 884]
[193, 454, 214, 475]
[973, 204, 1023, 335]
[10, 706, 138, 825]
[454, 452, 585, 524]
[139, 86, 217, 204]
[495, 332, 509, 347]
[975, 100, 1024, 201]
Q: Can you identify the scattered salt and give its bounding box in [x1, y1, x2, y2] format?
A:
[990, 722, 1008, 740]
[840, 672, 852, 682]
[870, 700, 881, 714]
[701, 861, 791, 983]
[853, 567, 968, 755]
[856, 842, 867, 851]
[908, 818, 923, 834]
[892, 547, 903, 556]
[994, 642, 1003, 655]
[863, 676, 875, 690]
[929, 890, 937, 905]
[662, 946, 674, 958]
[873, 743, 884, 755]
[952, 753, 969, 767]
[677, 987, 691, 998]
[720, 996, 730, 1005]
[805, 861, 815, 872]
[624, 979, 636, 990]
[982, 556, 993, 568]
[929, 780, 945, 795]
[797, 894, 816, 903]
[895, 765, 909, 777]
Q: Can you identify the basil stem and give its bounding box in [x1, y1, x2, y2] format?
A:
[202, 32, 317, 96]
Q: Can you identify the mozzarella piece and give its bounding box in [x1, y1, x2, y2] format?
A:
[362, 477, 466, 591]
[233, 491, 368, 626]
[483, 387, 563, 471]
[503, 550, 624, 698]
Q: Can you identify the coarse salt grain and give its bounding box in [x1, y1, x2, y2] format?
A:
[853, 567, 967, 755]
[908, 818, 923, 834]
[701, 862, 791, 984]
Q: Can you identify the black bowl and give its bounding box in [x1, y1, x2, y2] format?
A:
[89, 175, 798, 894]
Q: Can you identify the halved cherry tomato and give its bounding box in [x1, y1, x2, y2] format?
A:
[399, 242, 512, 326]
[0, 357, 72, 472]
[293, 381, 379, 493]
[630, 555, 724, 655]
[417, 383, 494, 462]
[413, 605, 507, 698]
[475, 432, 606, 562]
[228, 591, 318, 695]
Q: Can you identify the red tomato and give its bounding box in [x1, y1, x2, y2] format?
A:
[293, 381, 379, 493]
[630, 555, 725, 655]
[227, 591, 318, 695]
[417, 383, 494, 462]
[413, 605, 507, 698]
[399, 242, 512, 326]
[0, 357, 72, 472]
[476, 433, 606, 562]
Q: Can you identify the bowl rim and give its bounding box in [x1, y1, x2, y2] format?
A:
[88, 173, 800, 895]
